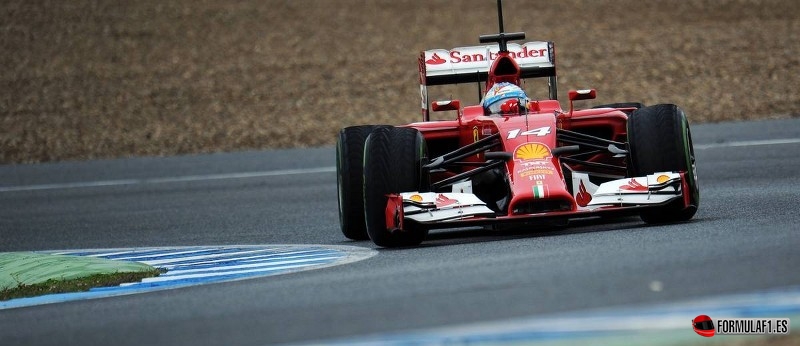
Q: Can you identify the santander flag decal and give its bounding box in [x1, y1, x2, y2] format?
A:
[426, 53, 447, 65]
[424, 41, 552, 76]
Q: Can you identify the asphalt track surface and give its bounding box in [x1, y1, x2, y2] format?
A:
[1, 118, 799, 345]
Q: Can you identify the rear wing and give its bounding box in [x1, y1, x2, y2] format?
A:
[418, 41, 557, 120]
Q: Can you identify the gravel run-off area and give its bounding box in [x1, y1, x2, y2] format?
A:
[1, 0, 798, 163]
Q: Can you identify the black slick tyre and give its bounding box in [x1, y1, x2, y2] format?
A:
[627, 104, 699, 223]
[363, 127, 428, 247]
[336, 125, 387, 240]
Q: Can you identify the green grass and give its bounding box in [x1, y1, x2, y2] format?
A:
[0, 268, 164, 301]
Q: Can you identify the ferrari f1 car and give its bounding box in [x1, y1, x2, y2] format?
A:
[336, 0, 699, 247]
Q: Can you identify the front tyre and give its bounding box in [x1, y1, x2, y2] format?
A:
[363, 127, 428, 247]
[627, 104, 699, 223]
[336, 125, 387, 240]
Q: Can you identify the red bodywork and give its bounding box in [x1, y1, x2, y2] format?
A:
[401, 48, 640, 228]
[340, 0, 697, 244]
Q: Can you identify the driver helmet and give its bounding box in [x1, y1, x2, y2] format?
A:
[483, 82, 529, 115]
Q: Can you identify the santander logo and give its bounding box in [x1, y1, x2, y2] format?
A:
[426, 53, 446, 65]
[576, 180, 592, 207]
[435, 194, 457, 208]
[620, 179, 648, 191]
[424, 42, 550, 66]
[450, 46, 547, 63]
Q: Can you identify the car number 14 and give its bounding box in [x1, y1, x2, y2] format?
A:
[507, 126, 551, 139]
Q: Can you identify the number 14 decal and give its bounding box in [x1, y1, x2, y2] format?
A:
[507, 126, 551, 139]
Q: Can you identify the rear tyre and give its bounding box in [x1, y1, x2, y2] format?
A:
[627, 104, 699, 223]
[336, 125, 387, 240]
[363, 127, 429, 247]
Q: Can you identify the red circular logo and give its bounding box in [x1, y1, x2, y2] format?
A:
[692, 315, 715, 337]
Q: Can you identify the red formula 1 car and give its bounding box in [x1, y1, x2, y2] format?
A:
[336, 0, 699, 248]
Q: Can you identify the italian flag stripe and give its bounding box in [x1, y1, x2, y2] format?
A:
[533, 185, 544, 198]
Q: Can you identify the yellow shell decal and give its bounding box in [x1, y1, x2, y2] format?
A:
[409, 194, 423, 202]
[514, 143, 551, 161]
[656, 175, 670, 184]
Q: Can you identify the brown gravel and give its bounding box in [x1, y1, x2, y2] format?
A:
[2, 0, 798, 163]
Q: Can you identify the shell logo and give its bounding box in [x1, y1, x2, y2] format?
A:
[656, 175, 670, 184]
[514, 143, 551, 161]
[409, 194, 424, 202]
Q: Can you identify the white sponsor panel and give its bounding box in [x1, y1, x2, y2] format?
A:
[589, 192, 678, 206]
[571, 172, 599, 211]
[587, 172, 683, 207]
[424, 42, 552, 77]
[406, 205, 497, 223]
[451, 180, 473, 194]
[400, 192, 494, 222]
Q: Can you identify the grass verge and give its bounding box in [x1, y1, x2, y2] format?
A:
[0, 268, 164, 301]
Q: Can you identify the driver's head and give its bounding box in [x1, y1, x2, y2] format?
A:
[483, 82, 529, 116]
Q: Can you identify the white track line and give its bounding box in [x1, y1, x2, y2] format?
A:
[158, 256, 343, 276]
[158, 252, 339, 270]
[694, 138, 800, 149]
[143, 249, 320, 266]
[0, 166, 335, 192]
[135, 259, 342, 283]
[88, 248, 216, 260]
[112, 248, 261, 262]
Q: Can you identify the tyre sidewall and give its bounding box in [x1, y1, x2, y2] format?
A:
[628, 104, 699, 222]
[337, 125, 385, 240]
[363, 127, 428, 247]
